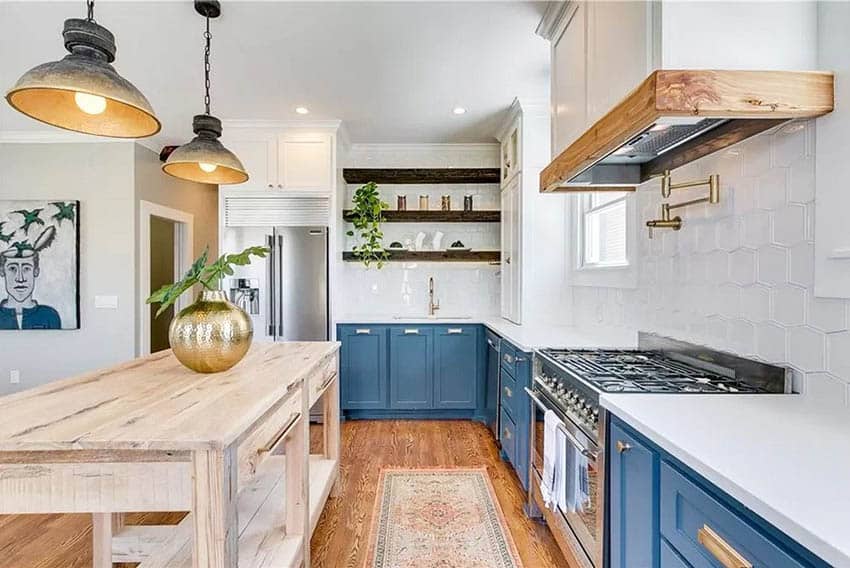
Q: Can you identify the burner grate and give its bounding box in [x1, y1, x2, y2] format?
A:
[540, 349, 768, 394]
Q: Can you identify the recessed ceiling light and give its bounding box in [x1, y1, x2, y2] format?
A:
[295, 106, 310, 115]
[452, 107, 467, 115]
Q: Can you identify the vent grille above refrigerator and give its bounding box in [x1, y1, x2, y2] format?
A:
[224, 195, 330, 227]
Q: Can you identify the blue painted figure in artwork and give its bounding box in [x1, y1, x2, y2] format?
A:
[0, 225, 61, 330]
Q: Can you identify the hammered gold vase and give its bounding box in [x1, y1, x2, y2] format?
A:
[168, 290, 253, 373]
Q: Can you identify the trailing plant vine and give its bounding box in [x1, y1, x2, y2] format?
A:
[346, 181, 389, 268]
[146, 245, 269, 316]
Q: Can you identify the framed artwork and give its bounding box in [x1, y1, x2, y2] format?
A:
[0, 200, 80, 330]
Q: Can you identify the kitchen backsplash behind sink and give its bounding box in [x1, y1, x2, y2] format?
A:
[572, 119, 850, 408]
[339, 263, 500, 319]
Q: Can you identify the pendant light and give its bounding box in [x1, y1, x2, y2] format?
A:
[5, 0, 160, 138]
[162, 0, 248, 185]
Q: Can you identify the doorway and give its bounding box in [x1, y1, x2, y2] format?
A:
[149, 216, 176, 353]
[138, 201, 194, 356]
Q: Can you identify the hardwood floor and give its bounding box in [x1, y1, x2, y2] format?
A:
[0, 420, 567, 567]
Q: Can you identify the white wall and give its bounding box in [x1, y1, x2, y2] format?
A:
[570, 120, 850, 408]
[336, 144, 501, 321]
[0, 142, 136, 394]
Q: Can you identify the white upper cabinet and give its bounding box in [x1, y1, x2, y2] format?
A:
[500, 175, 521, 324]
[225, 132, 278, 189]
[278, 133, 333, 192]
[221, 123, 338, 192]
[500, 120, 521, 186]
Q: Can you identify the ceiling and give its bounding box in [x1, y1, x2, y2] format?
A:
[0, 1, 550, 146]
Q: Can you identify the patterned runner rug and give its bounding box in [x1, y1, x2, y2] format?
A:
[365, 468, 523, 568]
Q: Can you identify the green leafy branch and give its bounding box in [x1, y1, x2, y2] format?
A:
[146, 245, 269, 317]
[345, 181, 389, 268]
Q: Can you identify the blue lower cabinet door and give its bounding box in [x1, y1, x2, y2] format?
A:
[609, 420, 659, 568]
[389, 327, 434, 409]
[340, 326, 388, 409]
[434, 325, 478, 409]
[500, 407, 517, 464]
[660, 462, 807, 568]
[661, 538, 692, 567]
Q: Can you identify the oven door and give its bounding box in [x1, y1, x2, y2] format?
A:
[528, 386, 603, 568]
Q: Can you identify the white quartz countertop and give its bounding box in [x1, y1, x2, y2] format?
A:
[334, 316, 638, 352]
[600, 394, 850, 567]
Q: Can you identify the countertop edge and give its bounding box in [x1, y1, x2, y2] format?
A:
[600, 395, 849, 567]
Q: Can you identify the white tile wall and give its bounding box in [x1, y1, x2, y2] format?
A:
[570, 120, 850, 407]
[337, 144, 502, 320]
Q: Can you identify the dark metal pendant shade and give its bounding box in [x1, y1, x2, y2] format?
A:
[162, 115, 248, 185]
[163, 0, 248, 185]
[5, 18, 160, 138]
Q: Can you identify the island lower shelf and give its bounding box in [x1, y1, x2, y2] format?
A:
[136, 454, 338, 567]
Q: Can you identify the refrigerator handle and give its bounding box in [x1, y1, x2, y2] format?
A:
[277, 234, 284, 338]
[266, 234, 275, 336]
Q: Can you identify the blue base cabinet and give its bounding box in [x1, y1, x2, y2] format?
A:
[339, 325, 388, 410]
[497, 338, 532, 490]
[338, 323, 483, 416]
[608, 420, 659, 568]
[434, 326, 479, 409]
[607, 416, 829, 568]
[390, 327, 433, 409]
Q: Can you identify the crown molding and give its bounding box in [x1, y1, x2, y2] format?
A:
[0, 130, 134, 144]
[536, 1, 575, 42]
[496, 97, 549, 141]
[348, 143, 498, 151]
[220, 118, 344, 131]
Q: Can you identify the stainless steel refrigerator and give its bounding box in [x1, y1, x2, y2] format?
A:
[222, 226, 328, 342]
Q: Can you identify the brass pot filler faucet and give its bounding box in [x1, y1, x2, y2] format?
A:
[646, 170, 720, 238]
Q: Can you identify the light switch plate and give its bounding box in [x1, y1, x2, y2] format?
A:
[95, 295, 119, 309]
[10, 370, 20, 384]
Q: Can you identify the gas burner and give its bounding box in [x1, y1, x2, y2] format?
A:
[538, 348, 772, 395]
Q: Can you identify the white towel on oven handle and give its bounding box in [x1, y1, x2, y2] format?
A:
[540, 409, 561, 509]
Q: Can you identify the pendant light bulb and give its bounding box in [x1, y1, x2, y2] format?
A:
[199, 162, 218, 173]
[74, 92, 107, 115]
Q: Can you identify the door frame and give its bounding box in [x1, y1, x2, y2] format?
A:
[138, 200, 194, 356]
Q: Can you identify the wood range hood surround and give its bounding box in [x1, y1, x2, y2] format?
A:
[540, 69, 835, 193]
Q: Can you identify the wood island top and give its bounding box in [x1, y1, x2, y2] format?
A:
[0, 341, 339, 453]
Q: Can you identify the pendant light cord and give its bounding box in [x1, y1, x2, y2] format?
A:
[204, 16, 212, 115]
[86, 0, 95, 22]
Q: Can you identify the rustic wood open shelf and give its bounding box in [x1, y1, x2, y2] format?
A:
[343, 168, 500, 184]
[343, 210, 500, 223]
[342, 250, 500, 263]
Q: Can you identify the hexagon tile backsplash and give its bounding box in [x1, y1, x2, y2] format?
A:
[571, 120, 850, 408]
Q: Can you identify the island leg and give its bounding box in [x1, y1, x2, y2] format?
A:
[91, 512, 123, 568]
[192, 447, 237, 568]
[286, 397, 310, 566]
[324, 369, 341, 497]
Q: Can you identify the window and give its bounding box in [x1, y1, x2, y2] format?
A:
[579, 192, 628, 268]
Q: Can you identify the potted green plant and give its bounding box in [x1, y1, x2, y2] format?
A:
[146, 245, 269, 373]
[346, 181, 390, 268]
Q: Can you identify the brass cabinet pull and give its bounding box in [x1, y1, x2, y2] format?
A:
[316, 371, 337, 393]
[447, 328, 463, 334]
[355, 328, 370, 334]
[259, 412, 302, 454]
[503, 353, 514, 364]
[616, 440, 632, 453]
[503, 428, 512, 440]
[404, 328, 419, 335]
[698, 525, 752, 568]
[504, 386, 513, 398]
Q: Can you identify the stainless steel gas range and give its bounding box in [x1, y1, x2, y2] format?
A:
[525, 333, 789, 568]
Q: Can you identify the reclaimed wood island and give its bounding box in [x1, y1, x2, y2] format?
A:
[0, 341, 340, 568]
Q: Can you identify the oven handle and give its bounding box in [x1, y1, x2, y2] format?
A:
[525, 387, 598, 460]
